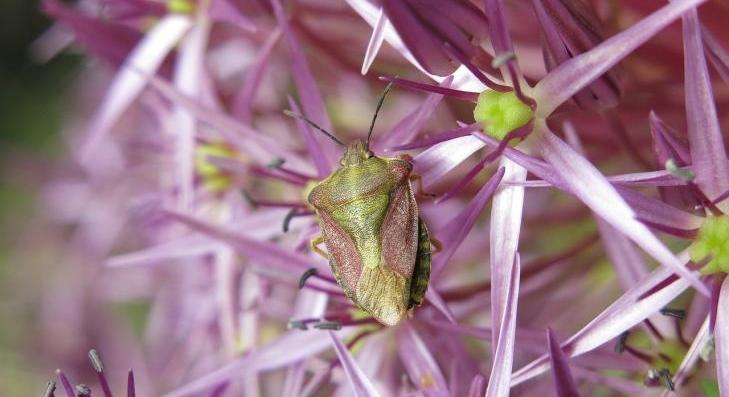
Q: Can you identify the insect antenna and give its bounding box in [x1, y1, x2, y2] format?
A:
[366, 80, 395, 151]
[283, 110, 345, 147]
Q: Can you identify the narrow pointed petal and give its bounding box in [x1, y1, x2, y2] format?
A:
[361, 7, 388, 75]
[595, 219, 648, 290]
[533, 0, 708, 117]
[468, 375, 486, 397]
[328, 331, 382, 397]
[413, 135, 485, 188]
[432, 167, 505, 276]
[512, 264, 690, 386]
[425, 289, 458, 324]
[617, 186, 703, 233]
[147, 75, 312, 171]
[106, 238, 218, 267]
[484, 0, 526, 95]
[232, 29, 282, 123]
[702, 27, 729, 85]
[271, 0, 338, 170]
[539, 125, 708, 295]
[165, 211, 327, 274]
[210, 0, 257, 32]
[490, 159, 526, 350]
[659, 317, 709, 396]
[715, 277, 729, 396]
[547, 328, 582, 397]
[485, 255, 521, 397]
[164, 328, 353, 397]
[682, 9, 729, 202]
[374, 77, 450, 152]
[345, 0, 431, 77]
[397, 323, 449, 396]
[80, 14, 191, 163]
[172, 14, 210, 212]
[288, 98, 331, 178]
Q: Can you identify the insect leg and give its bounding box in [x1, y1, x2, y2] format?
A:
[430, 237, 443, 254]
[309, 235, 329, 259]
[409, 173, 437, 199]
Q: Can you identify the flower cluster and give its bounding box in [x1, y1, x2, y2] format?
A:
[36, 0, 729, 396]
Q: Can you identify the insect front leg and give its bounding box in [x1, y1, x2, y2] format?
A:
[409, 173, 437, 199]
[430, 236, 443, 254]
[309, 235, 329, 259]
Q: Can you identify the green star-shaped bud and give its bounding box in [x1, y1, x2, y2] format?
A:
[690, 215, 729, 274]
[473, 90, 533, 141]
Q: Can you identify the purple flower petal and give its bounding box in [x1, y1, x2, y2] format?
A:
[79, 14, 192, 164]
[432, 167, 505, 277]
[484, 0, 526, 96]
[164, 328, 354, 397]
[165, 210, 328, 275]
[328, 331, 382, 397]
[288, 97, 332, 178]
[361, 7, 388, 75]
[231, 29, 282, 123]
[546, 328, 581, 397]
[397, 323, 449, 396]
[489, 159, 526, 350]
[512, 264, 690, 386]
[539, 125, 708, 295]
[413, 135, 485, 188]
[533, 0, 708, 117]
[106, 237, 218, 268]
[425, 289, 457, 324]
[467, 375, 486, 397]
[271, 0, 338, 170]
[682, 9, 729, 203]
[702, 27, 729, 85]
[716, 276, 729, 396]
[485, 254, 520, 397]
[147, 75, 313, 171]
[373, 77, 450, 152]
[595, 219, 648, 291]
[210, 0, 257, 32]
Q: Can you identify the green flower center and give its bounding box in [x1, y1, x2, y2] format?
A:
[690, 215, 729, 274]
[473, 90, 533, 141]
[167, 0, 195, 14]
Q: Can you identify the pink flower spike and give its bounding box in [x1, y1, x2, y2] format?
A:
[682, 9, 729, 204]
[210, 0, 257, 32]
[328, 331, 382, 397]
[288, 97, 332, 178]
[485, 254, 520, 397]
[373, 76, 451, 152]
[271, 0, 338, 170]
[232, 28, 282, 123]
[165, 210, 328, 275]
[425, 289, 457, 324]
[538, 125, 708, 296]
[413, 135, 485, 188]
[716, 277, 729, 396]
[396, 323, 449, 396]
[546, 328, 582, 397]
[489, 159, 526, 350]
[483, 0, 527, 97]
[164, 328, 354, 397]
[79, 14, 192, 164]
[431, 167, 505, 277]
[468, 375, 486, 397]
[55, 369, 74, 397]
[361, 7, 388, 75]
[702, 27, 729, 85]
[533, 0, 708, 117]
[511, 264, 690, 386]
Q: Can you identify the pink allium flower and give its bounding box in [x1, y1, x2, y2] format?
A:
[32, 0, 729, 396]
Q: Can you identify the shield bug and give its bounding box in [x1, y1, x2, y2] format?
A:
[286, 84, 431, 326]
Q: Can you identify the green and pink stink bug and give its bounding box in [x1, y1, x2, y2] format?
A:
[287, 84, 433, 326]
